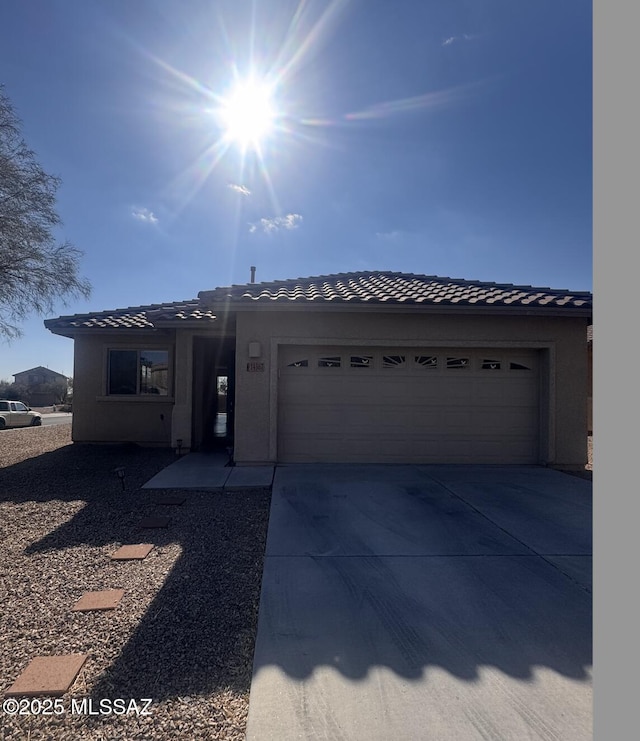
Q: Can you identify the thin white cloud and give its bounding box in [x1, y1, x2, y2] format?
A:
[228, 183, 251, 196]
[249, 213, 303, 234]
[132, 207, 158, 225]
[442, 34, 477, 46]
[344, 78, 488, 121]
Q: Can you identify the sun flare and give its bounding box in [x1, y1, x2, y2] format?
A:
[219, 78, 277, 150]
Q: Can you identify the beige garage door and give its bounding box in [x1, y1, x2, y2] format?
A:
[278, 346, 540, 464]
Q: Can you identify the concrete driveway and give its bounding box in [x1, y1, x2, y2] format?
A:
[246, 465, 592, 741]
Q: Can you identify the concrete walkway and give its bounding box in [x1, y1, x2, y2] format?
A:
[141, 453, 274, 490]
[246, 464, 592, 740]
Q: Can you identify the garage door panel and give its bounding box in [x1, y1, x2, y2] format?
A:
[481, 381, 538, 405]
[471, 407, 538, 432]
[279, 434, 537, 464]
[278, 347, 539, 464]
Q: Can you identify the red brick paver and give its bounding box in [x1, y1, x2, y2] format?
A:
[5, 654, 88, 697]
[71, 589, 125, 612]
[110, 544, 154, 560]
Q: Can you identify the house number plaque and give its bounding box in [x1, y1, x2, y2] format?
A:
[247, 362, 265, 372]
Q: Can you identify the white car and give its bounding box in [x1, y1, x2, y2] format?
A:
[0, 400, 42, 429]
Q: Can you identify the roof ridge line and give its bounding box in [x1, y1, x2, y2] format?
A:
[207, 270, 587, 293]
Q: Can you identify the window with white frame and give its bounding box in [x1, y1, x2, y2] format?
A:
[108, 349, 169, 395]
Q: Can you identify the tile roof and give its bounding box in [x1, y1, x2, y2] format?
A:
[44, 300, 216, 335]
[199, 271, 592, 310]
[45, 271, 592, 336]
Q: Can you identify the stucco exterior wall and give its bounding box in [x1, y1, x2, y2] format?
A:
[69, 309, 589, 466]
[233, 309, 589, 467]
[72, 333, 175, 444]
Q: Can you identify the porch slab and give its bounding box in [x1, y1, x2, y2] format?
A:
[224, 466, 275, 490]
[142, 453, 231, 490]
[5, 654, 88, 697]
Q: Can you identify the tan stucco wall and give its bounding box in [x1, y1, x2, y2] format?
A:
[72, 333, 175, 444]
[232, 310, 590, 467]
[69, 310, 589, 466]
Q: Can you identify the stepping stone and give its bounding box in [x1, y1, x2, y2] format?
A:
[155, 494, 186, 506]
[71, 589, 125, 612]
[137, 516, 170, 529]
[5, 654, 88, 697]
[110, 544, 154, 560]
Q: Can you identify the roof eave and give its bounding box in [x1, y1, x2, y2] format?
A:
[44, 325, 171, 338]
[197, 299, 592, 319]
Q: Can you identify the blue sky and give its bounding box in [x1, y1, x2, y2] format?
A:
[0, 0, 592, 382]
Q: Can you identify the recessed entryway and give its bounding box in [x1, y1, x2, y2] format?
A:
[192, 337, 235, 452]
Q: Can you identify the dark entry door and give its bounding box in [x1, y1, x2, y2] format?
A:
[192, 337, 235, 451]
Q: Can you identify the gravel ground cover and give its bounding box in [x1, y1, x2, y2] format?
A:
[1, 425, 593, 739]
[0, 425, 271, 740]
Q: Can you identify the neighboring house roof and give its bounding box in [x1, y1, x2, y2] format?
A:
[13, 366, 68, 381]
[45, 271, 592, 337]
[199, 271, 592, 310]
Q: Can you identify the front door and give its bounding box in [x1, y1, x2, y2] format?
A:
[192, 338, 235, 451]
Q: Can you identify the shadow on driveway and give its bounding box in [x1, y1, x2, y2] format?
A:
[246, 464, 592, 740]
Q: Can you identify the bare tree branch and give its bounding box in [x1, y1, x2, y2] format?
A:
[0, 85, 91, 339]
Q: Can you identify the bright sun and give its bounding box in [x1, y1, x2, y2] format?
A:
[219, 78, 277, 150]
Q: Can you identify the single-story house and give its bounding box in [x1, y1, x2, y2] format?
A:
[44, 271, 592, 468]
[12, 366, 69, 406]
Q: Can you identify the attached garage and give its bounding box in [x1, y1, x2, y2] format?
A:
[46, 270, 592, 469]
[278, 345, 540, 464]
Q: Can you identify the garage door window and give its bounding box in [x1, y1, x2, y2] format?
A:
[482, 359, 502, 370]
[446, 357, 470, 369]
[318, 356, 341, 368]
[510, 361, 531, 371]
[287, 359, 309, 368]
[415, 355, 438, 368]
[350, 355, 373, 368]
[383, 355, 406, 368]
